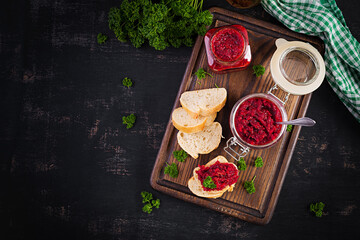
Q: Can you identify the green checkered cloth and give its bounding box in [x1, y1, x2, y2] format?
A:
[262, 0, 360, 122]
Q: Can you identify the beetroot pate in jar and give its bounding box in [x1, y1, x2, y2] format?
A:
[229, 93, 287, 149]
[204, 25, 251, 72]
[196, 161, 239, 191]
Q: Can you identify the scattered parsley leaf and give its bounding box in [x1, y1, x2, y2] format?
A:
[122, 77, 133, 88]
[97, 33, 108, 44]
[173, 149, 188, 162]
[141, 191, 153, 203]
[310, 202, 325, 217]
[255, 156, 263, 168]
[122, 113, 136, 129]
[141, 191, 160, 214]
[237, 157, 247, 171]
[142, 203, 153, 213]
[253, 65, 265, 77]
[197, 81, 201, 85]
[287, 124, 293, 132]
[215, 83, 219, 88]
[194, 68, 213, 80]
[244, 176, 256, 194]
[203, 176, 217, 189]
[152, 199, 160, 209]
[164, 163, 179, 178]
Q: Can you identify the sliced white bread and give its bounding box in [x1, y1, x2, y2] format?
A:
[188, 156, 238, 198]
[177, 122, 222, 159]
[172, 107, 217, 134]
[180, 88, 227, 119]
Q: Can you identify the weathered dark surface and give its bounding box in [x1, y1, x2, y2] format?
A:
[1, 0, 360, 239]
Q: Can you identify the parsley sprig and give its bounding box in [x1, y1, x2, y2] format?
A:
[164, 162, 178, 178]
[287, 124, 293, 132]
[310, 202, 325, 217]
[253, 65, 265, 77]
[122, 114, 136, 129]
[97, 33, 108, 44]
[255, 156, 263, 168]
[194, 68, 213, 80]
[203, 176, 217, 189]
[141, 191, 160, 214]
[122, 77, 133, 88]
[108, 0, 213, 50]
[237, 157, 247, 171]
[173, 149, 188, 162]
[244, 176, 256, 194]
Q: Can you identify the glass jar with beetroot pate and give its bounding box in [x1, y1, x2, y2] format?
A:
[204, 24, 251, 72]
[224, 38, 326, 160]
[232, 93, 287, 147]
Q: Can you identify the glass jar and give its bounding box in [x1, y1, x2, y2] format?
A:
[224, 38, 326, 161]
[204, 25, 252, 72]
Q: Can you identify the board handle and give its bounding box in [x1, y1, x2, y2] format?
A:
[224, 137, 250, 161]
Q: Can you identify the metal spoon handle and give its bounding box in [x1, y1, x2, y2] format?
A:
[277, 117, 316, 127]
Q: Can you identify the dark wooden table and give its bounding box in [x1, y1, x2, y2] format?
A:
[1, 0, 360, 239]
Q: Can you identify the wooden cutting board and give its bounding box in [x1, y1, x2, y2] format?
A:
[150, 7, 324, 225]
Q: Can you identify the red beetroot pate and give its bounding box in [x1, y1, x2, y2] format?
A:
[234, 97, 282, 145]
[204, 25, 251, 72]
[196, 161, 239, 191]
[211, 28, 245, 62]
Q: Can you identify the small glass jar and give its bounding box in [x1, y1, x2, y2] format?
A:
[204, 25, 252, 72]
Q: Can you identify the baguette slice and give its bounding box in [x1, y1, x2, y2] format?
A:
[188, 156, 238, 199]
[172, 107, 217, 134]
[177, 122, 222, 159]
[180, 88, 227, 119]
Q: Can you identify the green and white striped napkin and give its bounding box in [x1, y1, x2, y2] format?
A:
[262, 0, 360, 122]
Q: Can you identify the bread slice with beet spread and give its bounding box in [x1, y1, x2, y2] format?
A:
[177, 122, 222, 159]
[172, 107, 217, 134]
[180, 88, 227, 119]
[188, 156, 239, 199]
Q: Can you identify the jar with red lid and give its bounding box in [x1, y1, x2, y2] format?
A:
[204, 24, 251, 72]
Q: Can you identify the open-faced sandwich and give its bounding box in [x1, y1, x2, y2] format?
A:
[188, 155, 239, 198]
[171, 88, 227, 159]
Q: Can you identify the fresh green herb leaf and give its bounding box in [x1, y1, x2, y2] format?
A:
[152, 199, 160, 209]
[310, 202, 325, 217]
[97, 33, 108, 44]
[287, 124, 293, 132]
[141, 191, 153, 203]
[141, 191, 160, 214]
[197, 81, 201, 85]
[255, 156, 263, 168]
[173, 149, 188, 162]
[108, 0, 213, 50]
[122, 77, 133, 88]
[203, 176, 217, 189]
[244, 176, 256, 194]
[194, 68, 213, 80]
[122, 113, 136, 129]
[237, 157, 247, 171]
[215, 83, 219, 88]
[164, 163, 179, 178]
[142, 203, 153, 213]
[253, 65, 265, 77]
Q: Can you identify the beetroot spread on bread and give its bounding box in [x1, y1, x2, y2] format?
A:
[196, 161, 239, 191]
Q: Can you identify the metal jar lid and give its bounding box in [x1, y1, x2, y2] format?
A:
[270, 38, 326, 95]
